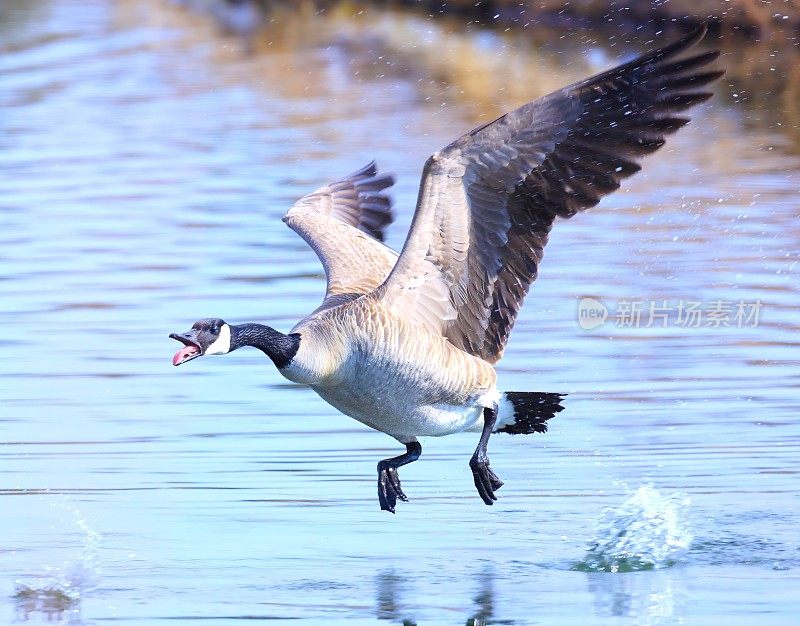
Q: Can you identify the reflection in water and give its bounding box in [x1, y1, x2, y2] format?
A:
[375, 569, 407, 622]
[587, 570, 685, 626]
[376, 566, 499, 626]
[467, 565, 496, 626]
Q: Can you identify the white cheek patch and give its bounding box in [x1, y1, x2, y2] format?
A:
[205, 324, 231, 355]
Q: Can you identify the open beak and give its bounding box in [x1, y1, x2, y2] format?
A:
[169, 330, 203, 366]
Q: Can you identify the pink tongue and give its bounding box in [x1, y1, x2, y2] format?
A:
[173, 345, 200, 366]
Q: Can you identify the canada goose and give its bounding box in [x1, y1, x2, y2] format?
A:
[170, 26, 722, 512]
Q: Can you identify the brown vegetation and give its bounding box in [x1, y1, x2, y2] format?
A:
[174, 0, 800, 147]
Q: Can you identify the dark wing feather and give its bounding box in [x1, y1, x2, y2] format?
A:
[283, 162, 399, 306]
[306, 161, 395, 241]
[377, 25, 724, 362]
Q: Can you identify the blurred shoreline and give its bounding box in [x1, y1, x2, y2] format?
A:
[179, 0, 800, 37]
[171, 0, 799, 149]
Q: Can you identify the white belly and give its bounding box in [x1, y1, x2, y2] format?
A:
[313, 384, 486, 441]
[280, 302, 498, 441]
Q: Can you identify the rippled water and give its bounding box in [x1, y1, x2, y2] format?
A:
[2, 1, 799, 624]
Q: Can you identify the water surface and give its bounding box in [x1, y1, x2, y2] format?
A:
[1, 1, 799, 624]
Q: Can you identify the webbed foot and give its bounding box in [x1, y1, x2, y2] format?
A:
[469, 455, 504, 505]
[376, 440, 421, 514]
[470, 405, 503, 506]
[378, 463, 408, 513]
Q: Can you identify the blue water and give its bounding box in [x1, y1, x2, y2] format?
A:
[1, 1, 799, 623]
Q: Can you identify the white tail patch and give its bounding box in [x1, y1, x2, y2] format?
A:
[478, 388, 515, 430]
[496, 392, 516, 430]
[205, 324, 231, 355]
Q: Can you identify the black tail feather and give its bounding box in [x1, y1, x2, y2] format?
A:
[497, 392, 566, 435]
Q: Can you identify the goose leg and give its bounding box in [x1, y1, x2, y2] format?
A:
[470, 404, 504, 505]
[377, 440, 421, 513]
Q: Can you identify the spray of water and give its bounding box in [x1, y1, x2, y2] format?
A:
[13, 497, 101, 617]
[575, 484, 693, 572]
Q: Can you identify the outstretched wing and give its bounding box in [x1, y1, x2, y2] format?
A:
[375, 25, 723, 362]
[283, 162, 398, 309]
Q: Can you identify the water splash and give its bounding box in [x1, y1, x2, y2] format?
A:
[575, 485, 692, 572]
[13, 497, 101, 620]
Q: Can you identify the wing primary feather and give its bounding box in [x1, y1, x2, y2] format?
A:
[282, 162, 399, 310]
[376, 27, 722, 362]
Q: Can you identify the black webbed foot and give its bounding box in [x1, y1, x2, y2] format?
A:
[470, 404, 503, 506]
[378, 463, 408, 513]
[469, 455, 504, 505]
[376, 441, 421, 514]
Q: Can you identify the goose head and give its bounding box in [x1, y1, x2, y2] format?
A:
[169, 318, 231, 366]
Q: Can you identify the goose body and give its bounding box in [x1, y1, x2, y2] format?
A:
[284, 296, 499, 440]
[170, 27, 722, 512]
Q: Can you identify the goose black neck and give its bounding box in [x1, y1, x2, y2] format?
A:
[230, 323, 300, 369]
